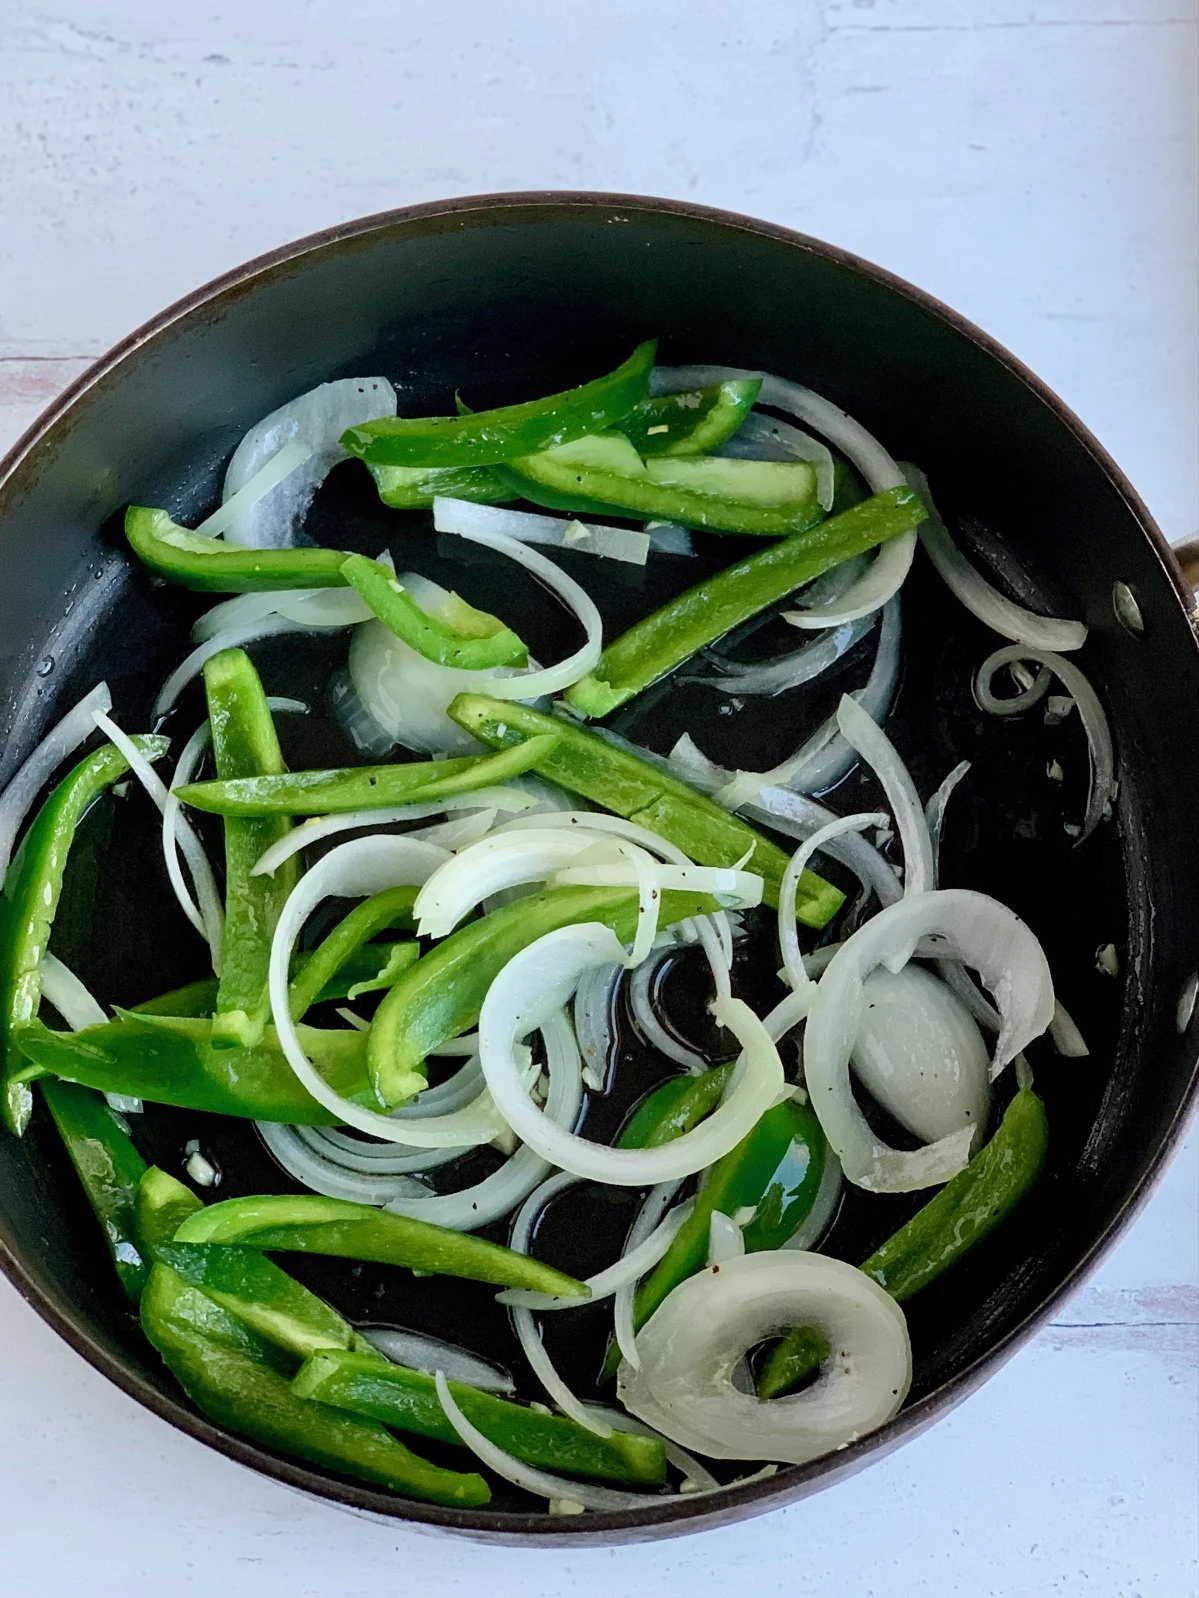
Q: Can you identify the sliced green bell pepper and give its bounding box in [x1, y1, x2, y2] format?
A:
[368, 462, 514, 509]
[294, 1350, 666, 1487]
[339, 555, 528, 670]
[174, 1193, 591, 1299]
[620, 380, 761, 458]
[446, 694, 842, 925]
[175, 736, 558, 818]
[141, 1261, 489, 1506]
[125, 508, 350, 592]
[13, 1012, 374, 1124]
[367, 883, 717, 1107]
[340, 341, 656, 468]
[288, 887, 419, 1021]
[501, 431, 826, 536]
[40, 1077, 149, 1299]
[756, 1088, 1050, 1399]
[1, 734, 169, 1135]
[204, 650, 295, 1049]
[617, 1064, 735, 1150]
[603, 1093, 827, 1380]
[564, 485, 928, 719]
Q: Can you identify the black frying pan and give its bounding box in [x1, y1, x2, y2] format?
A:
[1, 193, 1196, 1545]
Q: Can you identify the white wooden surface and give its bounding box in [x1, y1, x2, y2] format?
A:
[1, 3, 1196, 1592]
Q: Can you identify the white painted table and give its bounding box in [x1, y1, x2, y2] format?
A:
[1, 3, 1196, 1592]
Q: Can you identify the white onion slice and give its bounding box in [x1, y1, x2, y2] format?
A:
[778, 813, 889, 994]
[39, 952, 140, 1114]
[653, 365, 914, 625]
[433, 496, 649, 566]
[154, 617, 303, 721]
[499, 1194, 693, 1312]
[434, 523, 603, 700]
[695, 594, 902, 807]
[850, 964, 991, 1147]
[162, 718, 216, 963]
[645, 521, 694, 556]
[835, 694, 934, 897]
[0, 682, 112, 884]
[975, 645, 1115, 840]
[627, 948, 709, 1073]
[478, 924, 784, 1185]
[192, 587, 373, 644]
[905, 465, 1087, 652]
[575, 1404, 719, 1494]
[1049, 1000, 1090, 1057]
[92, 709, 224, 969]
[925, 760, 971, 882]
[434, 1371, 657, 1511]
[359, 1328, 515, 1393]
[495, 810, 691, 865]
[617, 1251, 911, 1465]
[716, 409, 835, 511]
[804, 889, 1054, 1191]
[267, 834, 511, 1147]
[550, 859, 761, 915]
[611, 1178, 687, 1376]
[250, 787, 537, 878]
[688, 615, 874, 698]
[413, 828, 614, 939]
[573, 961, 622, 1090]
[745, 787, 901, 908]
[783, 1146, 843, 1253]
[195, 439, 313, 541]
[349, 621, 523, 756]
[383, 1009, 583, 1231]
[707, 1211, 745, 1266]
[220, 377, 397, 548]
[256, 1122, 445, 1203]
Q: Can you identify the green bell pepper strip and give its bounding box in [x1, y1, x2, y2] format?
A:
[563, 485, 929, 720]
[368, 461, 514, 509]
[40, 1077, 149, 1299]
[175, 736, 559, 818]
[446, 694, 841, 926]
[339, 555, 528, 670]
[0, 734, 170, 1136]
[174, 1193, 591, 1299]
[132, 938, 414, 1021]
[620, 380, 762, 458]
[367, 883, 717, 1107]
[204, 650, 296, 1049]
[501, 431, 826, 537]
[141, 1262, 489, 1507]
[286, 886, 419, 1021]
[125, 507, 350, 593]
[293, 1350, 666, 1487]
[340, 340, 656, 468]
[617, 1064, 735, 1150]
[602, 1093, 827, 1381]
[756, 1088, 1050, 1400]
[13, 1012, 377, 1124]
[134, 1162, 205, 1253]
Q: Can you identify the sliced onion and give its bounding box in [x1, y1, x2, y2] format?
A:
[687, 615, 874, 697]
[612, 1179, 687, 1373]
[359, 1328, 515, 1393]
[617, 1251, 911, 1465]
[434, 1371, 658, 1511]
[628, 948, 709, 1073]
[804, 889, 1055, 1191]
[575, 1404, 719, 1494]
[39, 952, 141, 1114]
[744, 787, 901, 908]
[161, 718, 217, 965]
[478, 924, 784, 1185]
[433, 496, 649, 566]
[653, 365, 914, 625]
[975, 645, 1114, 840]
[220, 377, 397, 548]
[645, 521, 694, 556]
[382, 1009, 583, 1231]
[413, 828, 616, 939]
[92, 709, 224, 969]
[349, 620, 522, 756]
[716, 410, 835, 511]
[256, 1121, 446, 1202]
[1049, 1000, 1090, 1057]
[851, 964, 991, 1147]
[267, 834, 511, 1147]
[783, 1146, 843, 1252]
[412, 809, 498, 850]
[154, 616, 304, 721]
[196, 439, 313, 542]
[499, 1192, 693, 1312]
[835, 694, 934, 896]
[250, 787, 537, 878]
[905, 464, 1087, 652]
[434, 523, 603, 700]
[925, 760, 971, 882]
[192, 587, 373, 644]
[330, 665, 399, 757]
[692, 595, 902, 807]
[974, 659, 1052, 717]
[573, 960, 622, 1091]
[0, 682, 112, 884]
[778, 813, 889, 994]
[550, 858, 762, 917]
[495, 810, 690, 865]
[707, 1211, 745, 1266]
